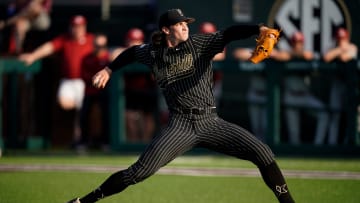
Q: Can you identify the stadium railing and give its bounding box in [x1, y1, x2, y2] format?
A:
[0, 57, 359, 156]
[0, 57, 41, 150]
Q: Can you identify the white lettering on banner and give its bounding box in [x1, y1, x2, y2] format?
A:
[321, 0, 344, 53]
[268, 0, 351, 56]
[302, 0, 320, 53]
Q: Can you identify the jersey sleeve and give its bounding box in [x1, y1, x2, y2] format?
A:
[223, 24, 259, 43]
[108, 44, 152, 72]
[134, 44, 153, 66]
[192, 32, 226, 60]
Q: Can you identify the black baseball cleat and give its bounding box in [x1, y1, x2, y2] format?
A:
[67, 197, 81, 203]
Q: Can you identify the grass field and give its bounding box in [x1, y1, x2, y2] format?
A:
[1, 154, 360, 203]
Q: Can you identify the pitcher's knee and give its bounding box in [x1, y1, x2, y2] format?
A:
[123, 162, 157, 185]
[250, 142, 275, 167]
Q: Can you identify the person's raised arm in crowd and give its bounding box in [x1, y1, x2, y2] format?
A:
[0, 0, 52, 53]
[323, 28, 358, 63]
[18, 39, 54, 65]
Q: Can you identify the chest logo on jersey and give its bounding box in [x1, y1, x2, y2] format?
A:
[153, 53, 195, 87]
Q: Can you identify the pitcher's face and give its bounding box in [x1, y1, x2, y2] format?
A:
[168, 21, 189, 43]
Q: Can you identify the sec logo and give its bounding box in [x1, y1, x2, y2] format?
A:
[268, 0, 351, 57]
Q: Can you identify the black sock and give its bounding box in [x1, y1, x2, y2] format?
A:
[79, 187, 105, 203]
[259, 161, 295, 203]
[80, 171, 128, 203]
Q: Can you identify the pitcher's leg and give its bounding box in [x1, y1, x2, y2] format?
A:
[198, 117, 294, 203]
[78, 117, 196, 203]
[259, 161, 295, 203]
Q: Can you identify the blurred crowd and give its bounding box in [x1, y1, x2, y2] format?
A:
[0, 1, 358, 151]
[0, 0, 160, 152]
[234, 27, 358, 146]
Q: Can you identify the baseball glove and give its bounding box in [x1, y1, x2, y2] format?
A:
[249, 28, 281, 64]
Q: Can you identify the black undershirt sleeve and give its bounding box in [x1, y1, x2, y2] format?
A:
[223, 24, 260, 44]
[108, 46, 136, 72]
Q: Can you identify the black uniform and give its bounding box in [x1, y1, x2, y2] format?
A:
[70, 10, 294, 203]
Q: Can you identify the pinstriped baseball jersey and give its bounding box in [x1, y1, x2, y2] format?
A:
[97, 24, 276, 197]
[114, 30, 276, 176]
[113, 29, 275, 165]
[73, 25, 295, 203]
[134, 32, 225, 111]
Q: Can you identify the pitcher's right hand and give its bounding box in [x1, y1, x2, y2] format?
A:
[92, 67, 112, 88]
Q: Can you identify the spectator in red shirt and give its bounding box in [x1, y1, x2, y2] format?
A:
[80, 33, 111, 150]
[0, 0, 52, 54]
[19, 15, 94, 149]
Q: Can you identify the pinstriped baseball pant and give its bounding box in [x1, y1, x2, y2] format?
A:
[119, 112, 275, 186]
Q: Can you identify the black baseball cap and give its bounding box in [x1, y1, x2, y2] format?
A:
[158, 9, 195, 30]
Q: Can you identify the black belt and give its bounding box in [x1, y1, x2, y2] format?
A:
[173, 107, 217, 115]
